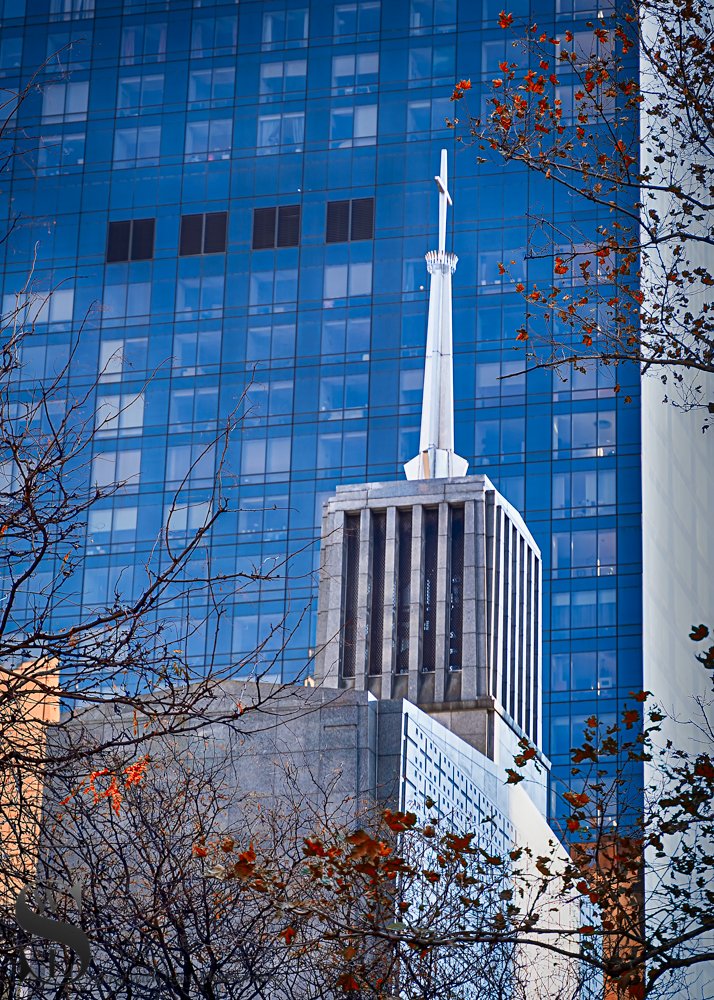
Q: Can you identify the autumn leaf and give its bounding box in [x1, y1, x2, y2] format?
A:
[304, 837, 327, 857]
[193, 844, 208, 858]
[280, 926, 296, 946]
[566, 818, 580, 832]
[563, 790, 590, 807]
[506, 768, 525, 784]
[690, 624, 709, 641]
[622, 709, 640, 729]
[444, 832, 475, 852]
[498, 10, 513, 28]
[694, 756, 714, 781]
[382, 809, 417, 833]
[629, 690, 650, 702]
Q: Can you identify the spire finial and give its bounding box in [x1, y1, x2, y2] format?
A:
[404, 149, 468, 482]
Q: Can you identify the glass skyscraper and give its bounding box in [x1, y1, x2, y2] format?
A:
[1, 0, 643, 824]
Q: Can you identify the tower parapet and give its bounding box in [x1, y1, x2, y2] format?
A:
[314, 476, 542, 760]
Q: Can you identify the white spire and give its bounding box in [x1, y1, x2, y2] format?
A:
[404, 149, 468, 482]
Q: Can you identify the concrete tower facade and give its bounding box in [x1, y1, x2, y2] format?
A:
[314, 151, 542, 763]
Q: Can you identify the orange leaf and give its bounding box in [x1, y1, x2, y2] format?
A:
[498, 10, 514, 28]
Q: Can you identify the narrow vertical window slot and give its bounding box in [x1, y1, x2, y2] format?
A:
[421, 507, 438, 672]
[341, 513, 360, 680]
[448, 505, 464, 671]
[395, 508, 412, 675]
[368, 510, 386, 675]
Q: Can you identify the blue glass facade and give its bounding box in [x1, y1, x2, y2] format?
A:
[2, 0, 642, 824]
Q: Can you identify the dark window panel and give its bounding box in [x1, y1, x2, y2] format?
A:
[351, 197, 374, 240]
[130, 218, 155, 260]
[326, 199, 350, 243]
[107, 220, 131, 262]
[179, 213, 203, 256]
[253, 207, 276, 249]
[204, 211, 227, 253]
[277, 204, 300, 247]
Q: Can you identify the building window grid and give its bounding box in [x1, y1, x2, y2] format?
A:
[333, 2, 381, 38]
[252, 205, 301, 250]
[261, 8, 309, 50]
[106, 218, 155, 263]
[179, 212, 227, 256]
[326, 198, 374, 243]
[259, 59, 307, 98]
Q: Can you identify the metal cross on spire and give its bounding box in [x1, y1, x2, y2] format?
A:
[404, 149, 468, 482]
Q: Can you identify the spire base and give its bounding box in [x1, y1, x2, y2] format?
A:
[404, 448, 469, 482]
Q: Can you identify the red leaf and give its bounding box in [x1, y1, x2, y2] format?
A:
[498, 10, 514, 28]
[629, 690, 650, 703]
[690, 624, 709, 641]
[382, 809, 417, 833]
[280, 926, 296, 946]
[694, 756, 714, 781]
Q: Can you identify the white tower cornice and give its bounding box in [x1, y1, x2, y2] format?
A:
[404, 149, 468, 481]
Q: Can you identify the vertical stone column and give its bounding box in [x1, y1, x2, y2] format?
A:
[473, 493, 489, 698]
[315, 507, 345, 686]
[494, 505, 506, 707]
[535, 554, 543, 747]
